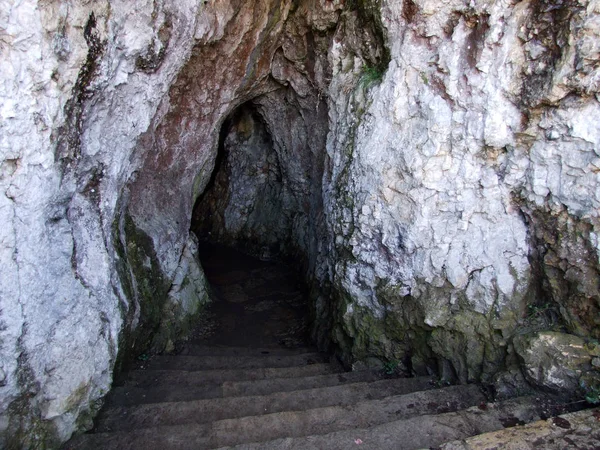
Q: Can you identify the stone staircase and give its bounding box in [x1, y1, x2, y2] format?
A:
[63, 344, 591, 450]
[62, 245, 598, 449]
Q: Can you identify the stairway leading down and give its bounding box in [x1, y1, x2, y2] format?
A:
[64, 245, 598, 449]
[63, 344, 598, 450]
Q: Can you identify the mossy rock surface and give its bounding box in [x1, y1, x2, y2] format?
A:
[514, 331, 600, 397]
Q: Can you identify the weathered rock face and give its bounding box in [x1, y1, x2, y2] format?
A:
[0, 0, 341, 446]
[1, 1, 211, 446]
[514, 331, 600, 395]
[1, 0, 599, 447]
[317, 0, 600, 386]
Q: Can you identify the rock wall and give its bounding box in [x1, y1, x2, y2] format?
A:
[319, 0, 600, 387]
[1, 0, 599, 447]
[0, 0, 209, 446]
[0, 0, 340, 446]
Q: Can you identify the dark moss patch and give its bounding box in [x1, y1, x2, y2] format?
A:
[359, 64, 384, 88]
[112, 212, 171, 373]
[326, 279, 439, 376]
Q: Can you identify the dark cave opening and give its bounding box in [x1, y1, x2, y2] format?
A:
[191, 242, 313, 348]
[191, 101, 292, 259]
[189, 100, 318, 348]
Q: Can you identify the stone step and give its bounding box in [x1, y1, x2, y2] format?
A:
[219, 396, 550, 450]
[144, 352, 328, 371]
[107, 363, 340, 406]
[105, 383, 222, 407]
[95, 376, 438, 432]
[119, 361, 338, 386]
[435, 406, 600, 450]
[107, 368, 384, 407]
[221, 368, 383, 397]
[65, 395, 545, 450]
[179, 344, 317, 357]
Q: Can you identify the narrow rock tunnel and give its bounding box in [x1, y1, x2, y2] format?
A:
[189, 100, 319, 348]
[113, 0, 339, 366]
[192, 101, 306, 261]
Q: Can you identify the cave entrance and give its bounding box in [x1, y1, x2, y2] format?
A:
[190, 101, 314, 348]
[192, 243, 311, 348]
[192, 103, 290, 259]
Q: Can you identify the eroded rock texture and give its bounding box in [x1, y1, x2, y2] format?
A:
[1, 1, 210, 446]
[1, 0, 599, 447]
[318, 0, 600, 387]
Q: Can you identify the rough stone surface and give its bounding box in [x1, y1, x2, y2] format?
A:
[1, 0, 211, 446]
[513, 331, 600, 395]
[1, 0, 600, 447]
[436, 407, 600, 450]
[316, 0, 600, 385]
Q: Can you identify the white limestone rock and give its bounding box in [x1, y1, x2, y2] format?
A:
[0, 0, 206, 445]
[323, 0, 600, 378]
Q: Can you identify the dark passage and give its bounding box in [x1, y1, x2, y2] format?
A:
[191, 103, 293, 259]
[188, 99, 318, 349]
[193, 243, 311, 349]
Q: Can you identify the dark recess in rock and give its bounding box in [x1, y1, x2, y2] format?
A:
[402, 0, 419, 23]
[53, 12, 106, 171]
[191, 101, 293, 259]
[464, 11, 490, 69]
[517, 199, 600, 338]
[520, 0, 584, 107]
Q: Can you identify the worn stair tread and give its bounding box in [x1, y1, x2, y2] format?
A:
[104, 384, 223, 407]
[221, 368, 383, 397]
[179, 344, 318, 357]
[434, 407, 600, 450]
[218, 396, 552, 450]
[106, 368, 383, 407]
[109, 363, 338, 406]
[65, 396, 547, 450]
[106, 363, 352, 406]
[95, 376, 441, 432]
[118, 362, 338, 388]
[143, 352, 328, 371]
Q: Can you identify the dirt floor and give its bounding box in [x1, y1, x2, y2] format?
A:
[190, 243, 311, 349]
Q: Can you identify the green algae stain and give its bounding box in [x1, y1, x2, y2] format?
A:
[112, 212, 171, 371]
